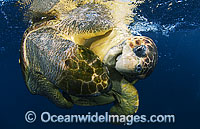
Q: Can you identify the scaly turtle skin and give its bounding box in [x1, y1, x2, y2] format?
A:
[20, 0, 157, 115]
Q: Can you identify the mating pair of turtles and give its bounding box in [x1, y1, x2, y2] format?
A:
[19, 0, 158, 115]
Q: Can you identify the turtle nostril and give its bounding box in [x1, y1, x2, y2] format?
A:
[136, 64, 142, 73]
[133, 45, 147, 57]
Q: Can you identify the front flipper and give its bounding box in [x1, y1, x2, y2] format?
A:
[110, 79, 139, 115]
[27, 71, 73, 109]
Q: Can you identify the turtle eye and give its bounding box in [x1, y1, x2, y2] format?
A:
[133, 45, 147, 57]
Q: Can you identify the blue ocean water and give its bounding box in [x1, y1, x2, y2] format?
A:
[0, 0, 200, 129]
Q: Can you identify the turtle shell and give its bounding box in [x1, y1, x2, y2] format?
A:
[21, 25, 111, 97]
[54, 3, 114, 44]
[57, 45, 111, 97]
[20, 1, 113, 97]
[56, 3, 113, 34]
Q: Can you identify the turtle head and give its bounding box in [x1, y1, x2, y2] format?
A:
[116, 36, 158, 81]
[104, 36, 158, 82]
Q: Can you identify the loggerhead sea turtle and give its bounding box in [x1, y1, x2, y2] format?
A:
[19, 0, 158, 115]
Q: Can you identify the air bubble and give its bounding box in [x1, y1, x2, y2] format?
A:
[0, 47, 5, 54]
[175, 0, 183, 3]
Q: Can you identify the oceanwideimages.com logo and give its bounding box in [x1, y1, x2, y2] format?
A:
[25, 111, 175, 125]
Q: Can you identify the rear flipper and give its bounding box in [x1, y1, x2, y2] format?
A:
[27, 71, 73, 108]
[110, 79, 139, 115]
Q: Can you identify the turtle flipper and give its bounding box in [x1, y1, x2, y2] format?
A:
[110, 79, 139, 115]
[27, 71, 73, 109]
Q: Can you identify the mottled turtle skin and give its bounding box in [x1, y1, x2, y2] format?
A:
[20, 0, 158, 115]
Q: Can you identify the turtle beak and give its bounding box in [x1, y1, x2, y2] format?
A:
[115, 53, 140, 74]
[115, 43, 141, 74]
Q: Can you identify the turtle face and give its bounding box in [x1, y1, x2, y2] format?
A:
[115, 36, 158, 82]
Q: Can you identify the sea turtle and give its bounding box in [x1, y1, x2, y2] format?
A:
[19, 0, 158, 115]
